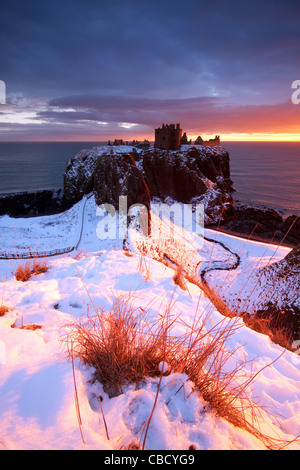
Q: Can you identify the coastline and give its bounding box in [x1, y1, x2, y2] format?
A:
[0, 188, 298, 247]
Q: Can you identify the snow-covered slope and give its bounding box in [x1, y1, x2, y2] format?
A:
[0, 196, 299, 450]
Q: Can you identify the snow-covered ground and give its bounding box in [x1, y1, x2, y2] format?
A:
[0, 196, 299, 450]
[203, 229, 297, 313]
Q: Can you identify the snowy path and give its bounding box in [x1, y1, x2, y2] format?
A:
[0, 194, 92, 260]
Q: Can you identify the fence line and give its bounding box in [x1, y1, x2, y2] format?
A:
[0, 193, 93, 260]
[0, 246, 75, 260]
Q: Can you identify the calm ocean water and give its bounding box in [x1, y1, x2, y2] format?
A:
[225, 142, 300, 216]
[0, 141, 299, 216]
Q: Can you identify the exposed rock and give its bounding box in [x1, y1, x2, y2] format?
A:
[93, 153, 150, 211]
[0, 190, 65, 217]
[180, 132, 188, 145]
[63, 144, 234, 226]
[283, 215, 300, 245]
[248, 243, 300, 342]
[223, 204, 300, 246]
[141, 146, 233, 224]
[142, 148, 206, 202]
[227, 204, 283, 236]
[93, 152, 151, 237]
[63, 147, 101, 204]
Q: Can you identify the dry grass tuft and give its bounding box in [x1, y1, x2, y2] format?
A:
[242, 312, 292, 350]
[137, 253, 151, 281]
[15, 259, 49, 282]
[65, 292, 171, 397]
[63, 288, 298, 449]
[15, 262, 32, 282]
[31, 259, 49, 275]
[0, 305, 10, 317]
[173, 266, 187, 290]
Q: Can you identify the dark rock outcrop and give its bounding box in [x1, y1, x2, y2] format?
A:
[63, 147, 100, 204]
[93, 153, 150, 211]
[223, 204, 300, 246]
[140, 146, 233, 223]
[141, 148, 208, 202]
[63, 145, 234, 226]
[93, 152, 151, 236]
[283, 215, 300, 245]
[248, 243, 300, 343]
[0, 190, 65, 218]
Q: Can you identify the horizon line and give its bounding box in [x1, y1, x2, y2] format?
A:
[0, 138, 299, 143]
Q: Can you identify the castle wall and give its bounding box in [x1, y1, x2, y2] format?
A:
[155, 123, 182, 150]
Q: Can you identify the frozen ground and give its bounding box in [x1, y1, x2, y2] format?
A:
[0, 196, 299, 450]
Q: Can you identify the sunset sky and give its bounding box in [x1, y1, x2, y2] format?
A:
[0, 0, 299, 142]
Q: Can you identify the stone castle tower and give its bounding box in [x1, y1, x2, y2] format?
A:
[154, 123, 182, 150]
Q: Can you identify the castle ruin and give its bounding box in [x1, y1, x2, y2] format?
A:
[154, 123, 182, 151]
[154, 123, 220, 150]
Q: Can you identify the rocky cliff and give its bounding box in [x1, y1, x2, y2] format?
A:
[63, 144, 234, 225]
[245, 243, 300, 342]
[223, 204, 300, 246]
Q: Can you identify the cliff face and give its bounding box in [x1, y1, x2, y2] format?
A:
[63, 144, 233, 225]
[224, 205, 300, 246]
[247, 243, 300, 342]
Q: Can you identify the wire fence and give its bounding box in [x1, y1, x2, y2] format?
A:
[0, 246, 75, 260]
[0, 193, 93, 260]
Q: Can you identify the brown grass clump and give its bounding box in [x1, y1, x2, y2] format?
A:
[0, 305, 10, 316]
[31, 259, 49, 275]
[242, 312, 292, 350]
[15, 262, 32, 282]
[63, 289, 298, 449]
[65, 292, 171, 397]
[15, 259, 49, 281]
[137, 253, 151, 281]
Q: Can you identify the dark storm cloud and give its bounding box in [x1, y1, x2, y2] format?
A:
[38, 94, 300, 134]
[39, 95, 221, 126]
[0, 0, 300, 139]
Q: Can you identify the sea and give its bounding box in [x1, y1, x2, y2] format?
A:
[0, 141, 299, 217]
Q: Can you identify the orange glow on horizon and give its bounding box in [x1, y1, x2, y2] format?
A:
[189, 135, 299, 143]
[213, 133, 300, 142]
[2, 132, 300, 144]
[104, 132, 300, 144]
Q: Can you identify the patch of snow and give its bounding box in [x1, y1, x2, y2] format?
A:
[0, 195, 299, 450]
